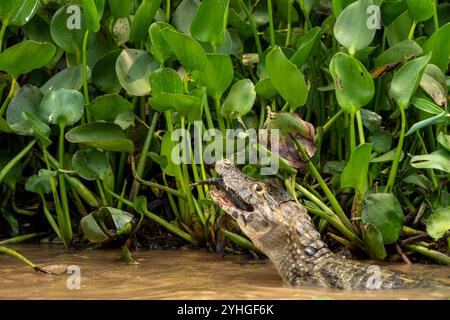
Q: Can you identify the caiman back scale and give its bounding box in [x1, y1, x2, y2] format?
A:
[209, 159, 443, 290]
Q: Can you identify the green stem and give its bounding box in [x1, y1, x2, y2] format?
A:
[356, 110, 365, 145]
[0, 140, 35, 184]
[285, 0, 293, 46]
[82, 31, 91, 122]
[404, 244, 450, 265]
[314, 109, 344, 143]
[0, 233, 42, 245]
[214, 96, 226, 135]
[349, 110, 356, 153]
[0, 20, 8, 53]
[106, 189, 198, 246]
[165, 0, 171, 22]
[385, 106, 406, 193]
[39, 193, 62, 239]
[0, 77, 16, 117]
[237, 0, 263, 57]
[267, 0, 275, 47]
[58, 125, 72, 246]
[432, 0, 439, 31]
[0, 246, 39, 271]
[408, 20, 417, 40]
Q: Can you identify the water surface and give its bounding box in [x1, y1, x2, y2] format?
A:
[0, 245, 449, 300]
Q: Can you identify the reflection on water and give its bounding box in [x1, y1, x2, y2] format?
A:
[0, 245, 449, 300]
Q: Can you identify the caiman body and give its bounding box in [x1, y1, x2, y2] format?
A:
[210, 160, 442, 290]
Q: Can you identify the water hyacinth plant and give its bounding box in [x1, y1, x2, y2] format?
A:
[0, 0, 449, 267]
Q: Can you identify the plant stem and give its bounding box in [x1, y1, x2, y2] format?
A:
[314, 109, 344, 143]
[0, 140, 35, 184]
[165, 0, 171, 22]
[432, 0, 439, 31]
[356, 110, 365, 144]
[0, 77, 16, 117]
[130, 112, 159, 199]
[58, 125, 72, 246]
[285, 0, 293, 46]
[267, 0, 275, 47]
[385, 106, 406, 193]
[404, 244, 450, 265]
[214, 96, 226, 135]
[0, 20, 8, 53]
[408, 20, 417, 40]
[237, 0, 263, 57]
[349, 110, 356, 153]
[0, 233, 43, 245]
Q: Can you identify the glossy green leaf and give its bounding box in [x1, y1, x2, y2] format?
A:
[6, 85, 42, 135]
[406, 0, 433, 23]
[25, 169, 57, 195]
[374, 39, 423, 68]
[368, 130, 392, 154]
[255, 77, 278, 100]
[161, 28, 207, 72]
[190, 0, 229, 46]
[221, 79, 256, 119]
[0, 0, 39, 27]
[386, 10, 412, 47]
[405, 112, 449, 136]
[115, 49, 159, 96]
[363, 223, 387, 260]
[150, 68, 183, 96]
[0, 41, 56, 79]
[160, 131, 178, 177]
[130, 0, 162, 42]
[411, 97, 444, 115]
[422, 23, 450, 73]
[87, 94, 133, 122]
[330, 52, 375, 113]
[360, 109, 382, 132]
[50, 4, 91, 54]
[81, 0, 100, 32]
[108, 0, 132, 18]
[437, 132, 450, 152]
[266, 46, 308, 110]
[21, 111, 52, 148]
[380, 0, 407, 26]
[92, 49, 122, 94]
[290, 26, 321, 67]
[334, 0, 376, 55]
[426, 208, 450, 240]
[410, 150, 450, 173]
[341, 143, 372, 196]
[148, 22, 175, 64]
[39, 89, 84, 127]
[389, 53, 431, 109]
[198, 53, 234, 99]
[66, 122, 134, 152]
[362, 193, 404, 244]
[72, 149, 110, 180]
[80, 213, 109, 243]
[149, 93, 201, 115]
[371, 148, 404, 163]
[40, 65, 84, 95]
[173, 0, 200, 34]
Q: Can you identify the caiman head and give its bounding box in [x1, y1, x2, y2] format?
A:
[209, 159, 294, 244]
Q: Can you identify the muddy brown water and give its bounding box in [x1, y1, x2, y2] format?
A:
[0, 245, 449, 300]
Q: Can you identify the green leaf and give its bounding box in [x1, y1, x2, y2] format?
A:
[380, 0, 407, 26]
[190, 0, 229, 46]
[80, 213, 109, 243]
[360, 109, 382, 132]
[371, 148, 404, 163]
[330, 52, 375, 113]
[50, 4, 92, 54]
[411, 97, 445, 115]
[129, 0, 162, 42]
[389, 53, 431, 109]
[21, 111, 52, 148]
[72, 149, 110, 181]
[341, 143, 372, 196]
[0, 41, 56, 79]
[115, 49, 159, 96]
[437, 132, 450, 152]
[92, 49, 122, 94]
[160, 131, 179, 177]
[108, 0, 132, 18]
[0, 0, 39, 27]
[149, 68, 183, 96]
[363, 223, 387, 260]
[290, 26, 321, 67]
[81, 0, 100, 32]
[410, 150, 450, 173]
[368, 130, 392, 153]
[149, 93, 201, 115]
[39, 89, 85, 127]
[198, 53, 234, 99]
[0, 151, 24, 189]
[65, 122, 135, 152]
[266, 46, 308, 110]
[6, 85, 42, 135]
[25, 169, 57, 195]
[374, 39, 423, 68]
[255, 77, 278, 100]
[161, 28, 207, 72]
[40, 65, 85, 95]
[426, 208, 450, 240]
[405, 112, 449, 136]
[403, 174, 433, 190]
[362, 193, 404, 244]
[406, 0, 434, 23]
[173, 0, 200, 34]
[221, 79, 256, 119]
[422, 23, 450, 73]
[148, 21, 175, 65]
[87, 94, 133, 122]
[420, 64, 447, 107]
[334, 0, 376, 55]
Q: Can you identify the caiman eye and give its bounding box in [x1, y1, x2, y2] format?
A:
[252, 183, 264, 193]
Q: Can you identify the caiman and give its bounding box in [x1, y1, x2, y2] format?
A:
[209, 159, 447, 290]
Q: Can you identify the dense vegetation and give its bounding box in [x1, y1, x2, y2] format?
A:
[0, 0, 449, 267]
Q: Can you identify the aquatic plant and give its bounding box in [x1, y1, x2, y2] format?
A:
[0, 0, 449, 265]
